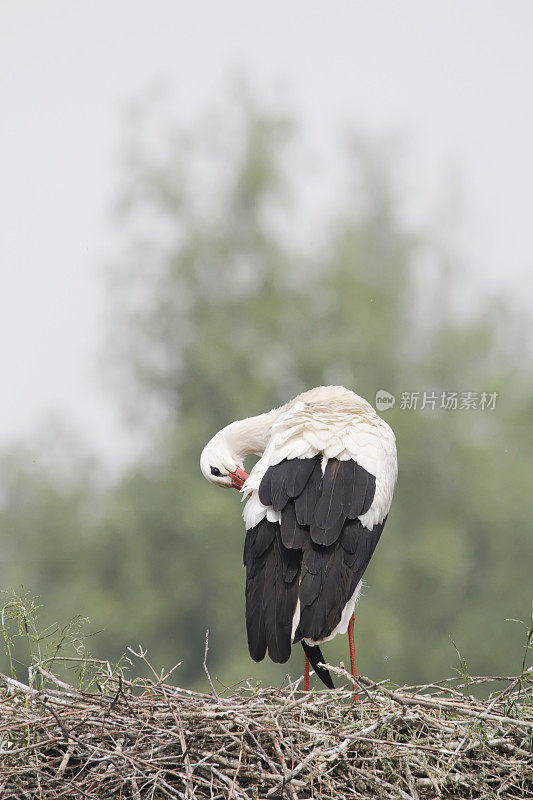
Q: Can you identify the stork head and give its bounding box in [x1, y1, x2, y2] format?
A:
[200, 436, 248, 490]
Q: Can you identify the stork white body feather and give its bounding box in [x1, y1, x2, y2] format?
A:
[242, 386, 397, 533]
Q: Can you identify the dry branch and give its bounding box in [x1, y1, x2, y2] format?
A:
[0, 663, 531, 799]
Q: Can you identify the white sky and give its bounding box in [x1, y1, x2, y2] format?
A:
[1, 1, 532, 463]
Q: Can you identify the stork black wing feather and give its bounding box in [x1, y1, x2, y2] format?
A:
[299, 568, 321, 606]
[294, 458, 323, 525]
[244, 456, 386, 682]
[281, 537, 302, 583]
[346, 518, 386, 595]
[298, 538, 352, 641]
[244, 530, 269, 661]
[361, 473, 376, 515]
[269, 460, 292, 511]
[281, 499, 308, 549]
[344, 462, 368, 518]
[253, 518, 277, 559]
[310, 515, 345, 547]
[314, 459, 345, 529]
[340, 517, 364, 554]
[285, 456, 320, 498]
[258, 468, 273, 507]
[263, 530, 299, 662]
[244, 520, 299, 664]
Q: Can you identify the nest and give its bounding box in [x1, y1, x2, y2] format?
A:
[0, 650, 531, 800]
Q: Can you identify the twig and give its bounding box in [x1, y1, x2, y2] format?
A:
[227, 734, 244, 800]
[203, 629, 219, 699]
[356, 674, 533, 730]
[56, 739, 75, 777]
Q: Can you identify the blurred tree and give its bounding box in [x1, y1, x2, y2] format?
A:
[1, 84, 531, 689]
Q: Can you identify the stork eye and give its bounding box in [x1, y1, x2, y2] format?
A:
[210, 466, 223, 477]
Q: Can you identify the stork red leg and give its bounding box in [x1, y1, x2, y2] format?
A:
[348, 611, 359, 703]
[303, 655, 310, 692]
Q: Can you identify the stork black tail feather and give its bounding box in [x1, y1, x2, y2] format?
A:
[301, 641, 334, 689]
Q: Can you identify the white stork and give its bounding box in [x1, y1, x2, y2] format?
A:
[200, 385, 397, 697]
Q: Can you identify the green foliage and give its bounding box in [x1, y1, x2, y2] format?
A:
[0, 85, 532, 690]
[0, 591, 119, 691]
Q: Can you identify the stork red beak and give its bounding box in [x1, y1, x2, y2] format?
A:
[229, 466, 249, 489]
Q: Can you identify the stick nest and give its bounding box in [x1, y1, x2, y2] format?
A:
[1, 658, 531, 799]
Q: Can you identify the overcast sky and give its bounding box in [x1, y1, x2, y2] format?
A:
[1, 1, 532, 463]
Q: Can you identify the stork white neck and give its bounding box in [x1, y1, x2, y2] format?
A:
[200, 407, 283, 487]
